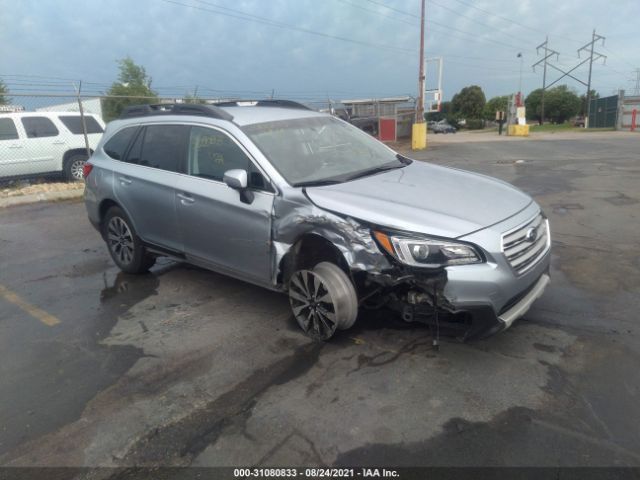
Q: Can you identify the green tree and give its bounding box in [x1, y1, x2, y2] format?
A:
[102, 57, 158, 121]
[579, 89, 599, 116]
[0, 79, 9, 105]
[183, 91, 207, 104]
[451, 85, 486, 119]
[525, 85, 582, 124]
[545, 85, 581, 123]
[483, 95, 510, 121]
[525, 88, 543, 123]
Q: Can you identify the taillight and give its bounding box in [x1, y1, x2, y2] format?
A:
[82, 162, 93, 178]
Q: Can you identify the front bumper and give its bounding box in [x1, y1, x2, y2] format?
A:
[442, 204, 551, 338]
[377, 203, 551, 339]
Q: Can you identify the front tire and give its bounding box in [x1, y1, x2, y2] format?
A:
[102, 207, 155, 274]
[289, 262, 358, 341]
[64, 153, 88, 182]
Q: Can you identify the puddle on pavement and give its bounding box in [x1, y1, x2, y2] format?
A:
[0, 267, 161, 457]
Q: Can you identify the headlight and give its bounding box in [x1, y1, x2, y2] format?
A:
[373, 231, 482, 268]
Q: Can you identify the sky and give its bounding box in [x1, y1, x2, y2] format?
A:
[1, 0, 639, 109]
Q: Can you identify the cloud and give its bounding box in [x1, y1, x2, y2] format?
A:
[0, 0, 637, 102]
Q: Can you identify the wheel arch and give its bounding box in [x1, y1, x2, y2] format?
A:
[277, 232, 351, 288]
[97, 198, 140, 242]
[63, 148, 93, 165]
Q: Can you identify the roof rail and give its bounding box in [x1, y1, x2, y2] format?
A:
[119, 103, 234, 121]
[213, 99, 313, 111]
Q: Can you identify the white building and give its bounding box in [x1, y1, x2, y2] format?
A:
[36, 98, 103, 120]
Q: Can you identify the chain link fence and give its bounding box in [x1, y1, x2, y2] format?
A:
[0, 94, 338, 185]
[0, 93, 412, 185]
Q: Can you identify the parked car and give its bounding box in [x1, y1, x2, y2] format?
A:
[329, 104, 378, 136]
[573, 116, 586, 128]
[84, 101, 551, 341]
[0, 111, 105, 181]
[432, 121, 457, 134]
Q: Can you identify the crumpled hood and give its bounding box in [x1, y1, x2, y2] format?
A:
[305, 161, 532, 238]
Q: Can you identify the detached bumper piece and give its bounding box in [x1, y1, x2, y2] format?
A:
[498, 273, 550, 329]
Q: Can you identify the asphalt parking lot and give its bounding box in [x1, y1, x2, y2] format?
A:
[1, 131, 639, 469]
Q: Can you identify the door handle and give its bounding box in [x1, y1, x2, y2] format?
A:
[119, 176, 132, 185]
[8, 145, 22, 149]
[52, 141, 66, 145]
[177, 192, 195, 204]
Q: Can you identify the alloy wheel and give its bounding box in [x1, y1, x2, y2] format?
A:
[70, 159, 86, 181]
[107, 216, 135, 265]
[289, 269, 339, 340]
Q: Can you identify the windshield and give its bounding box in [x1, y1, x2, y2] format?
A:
[242, 116, 405, 186]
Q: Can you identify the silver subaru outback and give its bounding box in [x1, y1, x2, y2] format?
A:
[84, 101, 550, 341]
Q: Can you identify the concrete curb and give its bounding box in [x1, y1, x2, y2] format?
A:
[0, 188, 84, 208]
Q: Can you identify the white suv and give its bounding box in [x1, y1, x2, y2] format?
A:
[0, 111, 105, 181]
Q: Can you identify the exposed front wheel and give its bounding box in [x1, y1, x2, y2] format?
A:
[103, 207, 155, 274]
[289, 262, 358, 341]
[64, 154, 88, 182]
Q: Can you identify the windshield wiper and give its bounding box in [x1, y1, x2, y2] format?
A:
[341, 162, 406, 182]
[294, 178, 344, 187]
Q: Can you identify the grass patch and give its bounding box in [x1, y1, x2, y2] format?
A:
[529, 123, 578, 133]
[529, 123, 615, 133]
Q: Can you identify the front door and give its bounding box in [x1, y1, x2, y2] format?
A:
[0, 118, 27, 177]
[176, 126, 274, 286]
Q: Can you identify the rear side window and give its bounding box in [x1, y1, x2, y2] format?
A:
[0, 118, 19, 141]
[137, 125, 189, 173]
[21, 117, 59, 138]
[104, 127, 138, 160]
[58, 115, 104, 134]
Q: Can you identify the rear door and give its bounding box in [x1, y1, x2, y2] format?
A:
[0, 117, 27, 178]
[176, 125, 275, 285]
[113, 124, 189, 253]
[20, 116, 68, 173]
[57, 115, 105, 151]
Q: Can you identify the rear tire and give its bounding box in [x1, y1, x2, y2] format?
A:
[64, 153, 88, 182]
[289, 262, 358, 341]
[102, 206, 155, 274]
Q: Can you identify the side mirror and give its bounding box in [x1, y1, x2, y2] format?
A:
[223, 169, 254, 204]
[223, 169, 248, 190]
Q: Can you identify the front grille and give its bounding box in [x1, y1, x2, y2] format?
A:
[501, 213, 550, 275]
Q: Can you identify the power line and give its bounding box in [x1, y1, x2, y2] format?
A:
[341, 0, 525, 55]
[449, 0, 583, 45]
[361, 0, 417, 18]
[428, 0, 532, 41]
[161, 0, 415, 55]
[335, 0, 418, 27]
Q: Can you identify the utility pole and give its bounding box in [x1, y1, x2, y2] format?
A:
[532, 37, 558, 125]
[412, 0, 427, 150]
[415, 0, 425, 124]
[73, 80, 91, 157]
[578, 29, 606, 128]
[632, 68, 640, 96]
